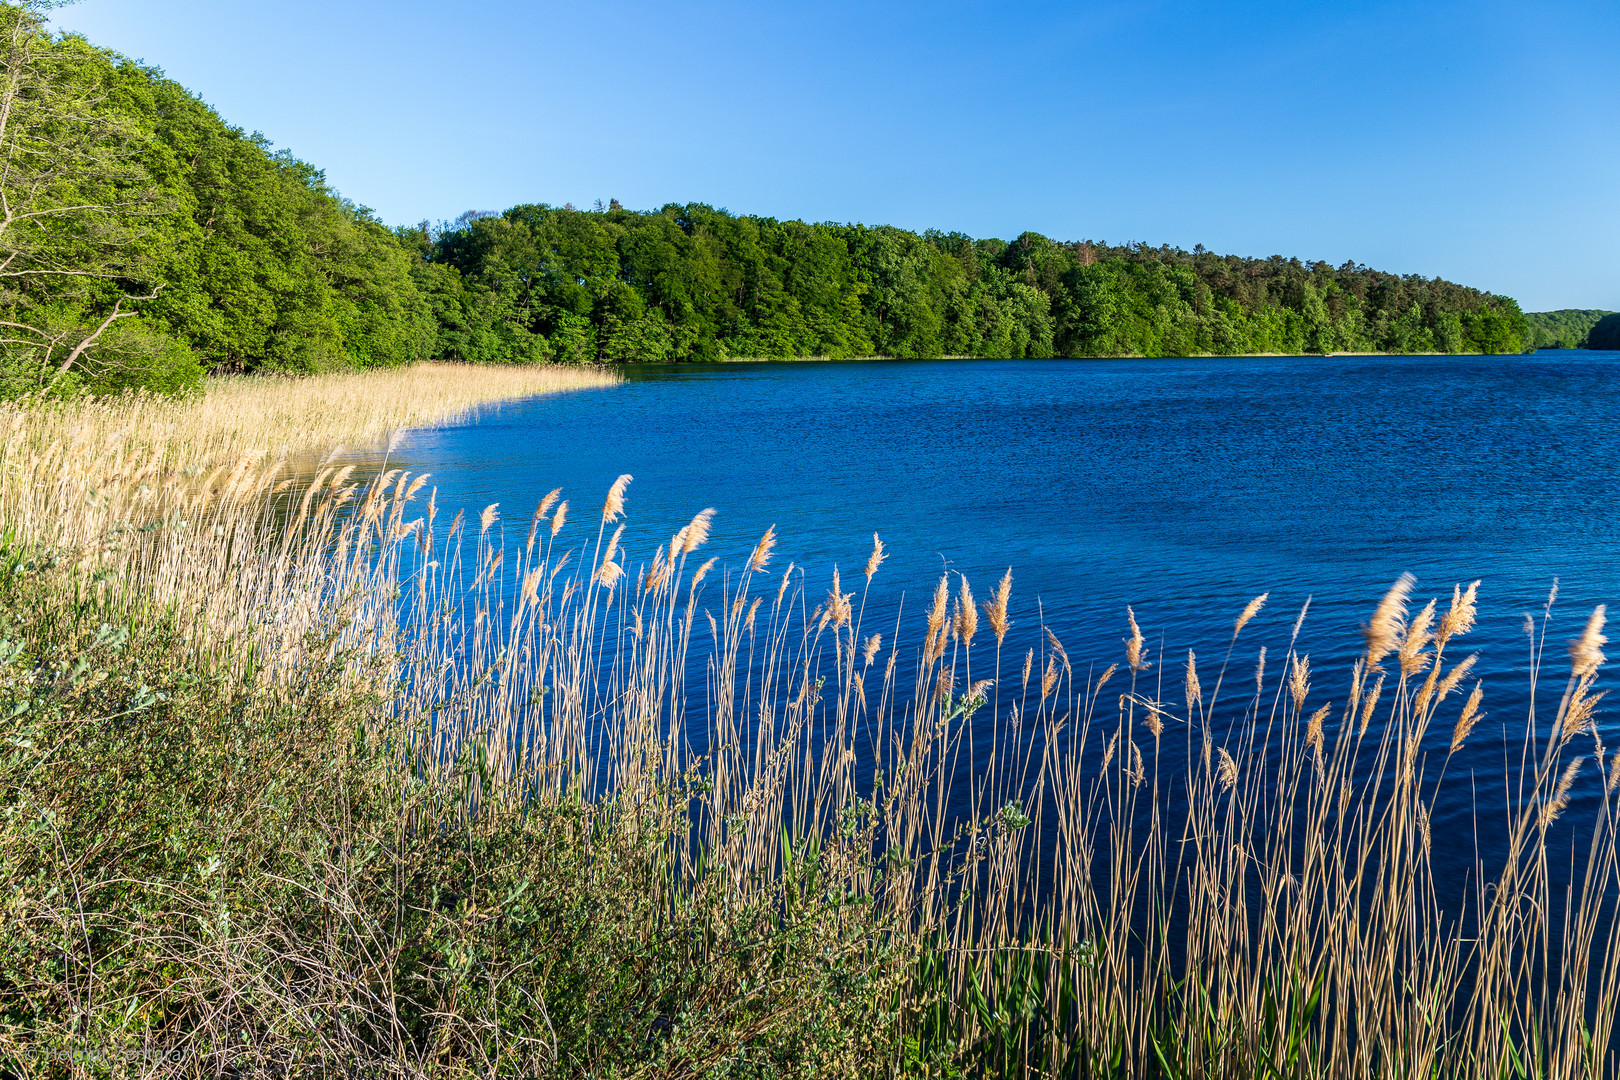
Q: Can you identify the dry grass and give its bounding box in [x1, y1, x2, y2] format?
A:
[2, 361, 1619, 1077]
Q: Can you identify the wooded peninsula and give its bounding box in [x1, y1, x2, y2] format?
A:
[0, 7, 1563, 396]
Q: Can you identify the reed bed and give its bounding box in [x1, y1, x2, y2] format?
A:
[1, 365, 1618, 1077]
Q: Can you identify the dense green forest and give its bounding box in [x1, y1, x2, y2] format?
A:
[1522, 309, 1614, 349]
[402, 208, 1528, 364]
[0, 2, 1532, 394]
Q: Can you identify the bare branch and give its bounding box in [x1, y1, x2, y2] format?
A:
[45, 286, 160, 391]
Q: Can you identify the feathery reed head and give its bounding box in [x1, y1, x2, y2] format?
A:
[601, 473, 632, 523]
[593, 559, 625, 590]
[1437, 580, 1480, 645]
[1364, 572, 1416, 669]
[691, 556, 718, 588]
[1289, 654, 1311, 711]
[983, 568, 1012, 645]
[749, 524, 777, 573]
[1449, 681, 1485, 753]
[602, 523, 624, 566]
[1040, 656, 1059, 700]
[1435, 653, 1477, 704]
[1561, 681, 1605, 744]
[1399, 598, 1437, 679]
[1306, 704, 1330, 758]
[520, 567, 542, 605]
[480, 503, 500, 535]
[1184, 650, 1202, 714]
[955, 576, 978, 649]
[1359, 672, 1386, 737]
[1124, 607, 1147, 672]
[826, 568, 853, 628]
[1570, 605, 1608, 679]
[1542, 759, 1582, 827]
[864, 533, 886, 582]
[924, 575, 950, 664]
[1290, 595, 1312, 646]
[1234, 592, 1269, 638]
[1216, 747, 1238, 792]
[549, 499, 568, 537]
[679, 507, 716, 556]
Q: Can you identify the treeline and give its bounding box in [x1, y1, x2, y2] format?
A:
[0, 2, 1531, 394]
[404, 206, 1530, 363]
[1522, 309, 1614, 349]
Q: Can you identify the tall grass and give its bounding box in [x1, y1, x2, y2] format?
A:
[2, 364, 1618, 1077]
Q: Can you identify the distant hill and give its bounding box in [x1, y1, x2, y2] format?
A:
[1588, 313, 1620, 351]
[1523, 309, 1615, 349]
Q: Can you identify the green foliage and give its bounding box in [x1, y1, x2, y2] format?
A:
[0, 3, 435, 394]
[1522, 309, 1614, 349]
[419, 210, 1531, 362]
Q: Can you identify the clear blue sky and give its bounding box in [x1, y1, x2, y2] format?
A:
[51, 0, 1618, 312]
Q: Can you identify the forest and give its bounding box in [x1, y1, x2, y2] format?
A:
[1522, 309, 1614, 349]
[0, 4, 1534, 394]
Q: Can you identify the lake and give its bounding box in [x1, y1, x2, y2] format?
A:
[381, 349, 1620, 877]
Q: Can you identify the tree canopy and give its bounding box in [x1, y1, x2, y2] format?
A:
[405, 207, 1531, 364]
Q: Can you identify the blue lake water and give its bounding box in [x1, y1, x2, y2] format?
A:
[384, 349, 1620, 869]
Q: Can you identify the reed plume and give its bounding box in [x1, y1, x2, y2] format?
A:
[1542, 759, 1582, 827]
[1234, 592, 1268, 638]
[955, 576, 979, 649]
[864, 533, 886, 581]
[1365, 572, 1416, 668]
[1289, 654, 1311, 713]
[1185, 650, 1202, 715]
[679, 507, 716, 555]
[1124, 607, 1147, 671]
[1438, 579, 1480, 645]
[1399, 598, 1437, 678]
[1571, 605, 1608, 678]
[602, 473, 632, 523]
[983, 568, 1013, 645]
[749, 524, 777, 572]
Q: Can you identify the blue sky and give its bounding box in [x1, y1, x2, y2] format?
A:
[52, 0, 1618, 312]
